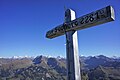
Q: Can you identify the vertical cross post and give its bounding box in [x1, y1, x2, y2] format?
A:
[65, 9, 81, 80]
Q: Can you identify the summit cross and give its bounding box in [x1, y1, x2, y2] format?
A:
[46, 6, 115, 80]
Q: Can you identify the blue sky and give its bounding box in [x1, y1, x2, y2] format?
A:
[0, 0, 120, 58]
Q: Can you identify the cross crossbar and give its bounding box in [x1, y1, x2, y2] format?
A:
[46, 6, 115, 39]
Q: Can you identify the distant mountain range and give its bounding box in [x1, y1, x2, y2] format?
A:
[0, 55, 120, 80]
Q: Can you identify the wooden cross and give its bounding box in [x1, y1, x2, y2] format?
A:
[46, 6, 115, 80]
